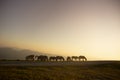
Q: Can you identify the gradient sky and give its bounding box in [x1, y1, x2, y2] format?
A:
[0, 0, 120, 60]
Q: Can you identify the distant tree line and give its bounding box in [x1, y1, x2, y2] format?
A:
[25, 55, 87, 61]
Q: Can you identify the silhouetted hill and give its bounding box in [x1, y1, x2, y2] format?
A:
[0, 47, 50, 60]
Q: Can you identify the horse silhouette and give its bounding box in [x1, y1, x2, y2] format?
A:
[25, 55, 87, 61]
[25, 55, 35, 61]
[67, 56, 72, 61]
[56, 56, 64, 61]
[35, 55, 48, 61]
[71, 56, 79, 61]
[71, 56, 87, 61]
[49, 56, 57, 61]
[79, 56, 87, 61]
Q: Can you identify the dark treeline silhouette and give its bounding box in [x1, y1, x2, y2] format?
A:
[25, 55, 87, 61]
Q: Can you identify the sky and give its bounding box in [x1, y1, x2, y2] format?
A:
[0, 0, 120, 60]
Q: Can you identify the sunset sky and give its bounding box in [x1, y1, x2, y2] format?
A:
[0, 0, 120, 60]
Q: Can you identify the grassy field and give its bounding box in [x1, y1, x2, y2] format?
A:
[0, 61, 120, 80]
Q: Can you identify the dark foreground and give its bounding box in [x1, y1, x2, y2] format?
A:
[0, 61, 120, 80]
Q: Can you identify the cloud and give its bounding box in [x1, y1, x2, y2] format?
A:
[0, 47, 50, 60]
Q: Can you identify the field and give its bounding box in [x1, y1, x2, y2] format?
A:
[0, 61, 120, 80]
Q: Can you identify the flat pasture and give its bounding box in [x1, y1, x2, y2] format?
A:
[0, 61, 120, 80]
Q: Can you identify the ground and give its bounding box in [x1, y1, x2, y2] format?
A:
[0, 61, 120, 80]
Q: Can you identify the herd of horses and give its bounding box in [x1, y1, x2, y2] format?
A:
[25, 55, 87, 61]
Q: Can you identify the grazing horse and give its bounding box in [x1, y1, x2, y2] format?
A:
[79, 56, 87, 61]
[25, 55, 35, 61]
[49, 56, 57, 61]
[36, 55, 48, 61]
[67, 56, 72, 61]
[71, 56, 79, 61]
[56, 56, 64, 61]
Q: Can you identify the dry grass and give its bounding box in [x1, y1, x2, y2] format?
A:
[0, 62, 120, 80]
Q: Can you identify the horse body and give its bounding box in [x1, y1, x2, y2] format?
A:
[49, 56, 57, 61]
[79, 56, 87, 61]
[71, 56, 79, 61]
[25, 55, 35, 61]
[67, 56, 72, 61]
[36, 55, 48, 61]
[49, 56, 64, 61]
[56, 56, 64, 61]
